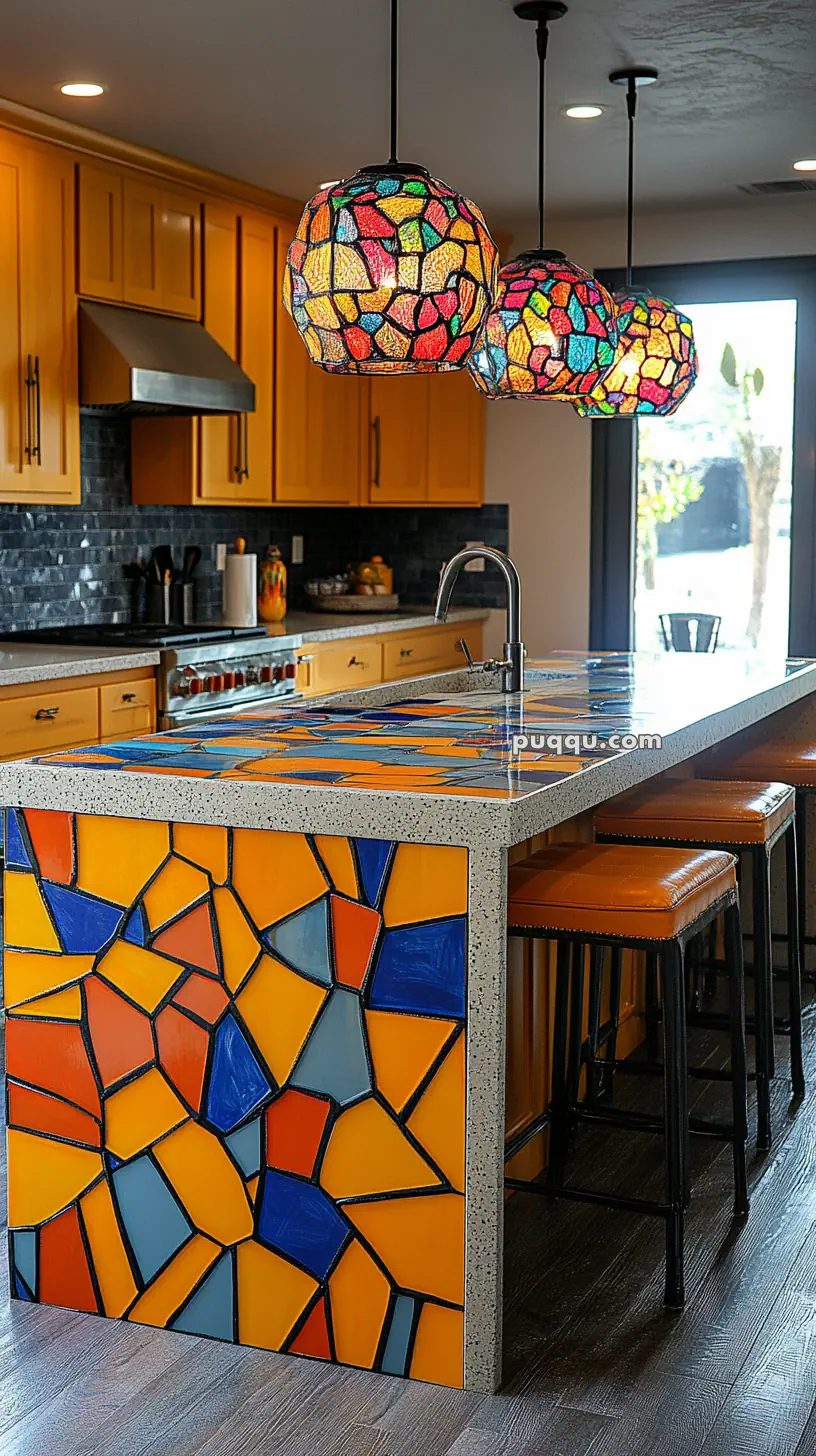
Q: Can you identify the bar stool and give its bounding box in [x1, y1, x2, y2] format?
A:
[702, 740, 816, 981]
[595, 778, 803, 1150]
[506, 842, 748, 1309]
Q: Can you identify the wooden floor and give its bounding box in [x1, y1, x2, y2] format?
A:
[3, 1001, 816, 1456]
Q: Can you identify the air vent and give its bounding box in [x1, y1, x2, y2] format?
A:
[738, 179, 816, 195]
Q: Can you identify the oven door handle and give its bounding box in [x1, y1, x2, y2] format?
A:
[162, 691, 303, 729]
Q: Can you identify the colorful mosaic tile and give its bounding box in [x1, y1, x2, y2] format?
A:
[573, 292, 698, 417]
[5, 814, 468, 1387]
[283, 165, 499, 374]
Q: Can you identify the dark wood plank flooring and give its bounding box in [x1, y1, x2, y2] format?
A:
[3, 1000, 816, 1456]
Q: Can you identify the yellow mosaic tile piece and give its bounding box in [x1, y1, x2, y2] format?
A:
[12, 985, 83, 1020]
[247, 1175, 260, 1205]
[237, 1240, 317, 1351]
[96, 941, 183, 1014]
[173, 824, 229, 885]
[4, 951, 95, 1009]
[382, 845, 468, 927]
[81, 1179, 139, 1317]
[345, 1193, 464, 1306]
[407, 1032, 465, 1193]
[154, 1121, 253, 1245]
[142, 856, 210, 932]
[321, 1097, 440, 1200]
[76, 816, 169, 906]
[365, 1010, 457, 1114]
[409, 1304, 464, 1389]
[329, 1240, 391, 1370]
[314, 835, 359, 900]
[105, 1068, 188, 1161]
[8, 1129, 103, 1228]
[213, 886, 260, 993]
[4, 873, 60, 952]
[236, 954, 327, 1084]
[128, 1234, 220, 1328]
[232, 830, 327, 929]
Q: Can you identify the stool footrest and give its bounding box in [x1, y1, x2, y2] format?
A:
[505, 1177, 674, 1220]
[504, 1110, 551, 1164]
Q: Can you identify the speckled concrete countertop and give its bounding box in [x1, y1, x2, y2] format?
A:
[265, 606, 489, 646]
[0, 644, 161, 688]
[4, 650, 815, 848]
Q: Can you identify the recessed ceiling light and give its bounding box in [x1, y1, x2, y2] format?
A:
[793, 158, 816, 172]
[564, 104, 603, 119]
[60, 82, 105, 97]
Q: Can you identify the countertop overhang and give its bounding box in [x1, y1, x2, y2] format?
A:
[3, 651, 815, 850]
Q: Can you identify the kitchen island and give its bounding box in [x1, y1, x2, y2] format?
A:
[3, 649, 816, 1395]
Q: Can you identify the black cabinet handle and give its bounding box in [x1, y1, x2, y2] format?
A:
[33, 355, 41, 464]
[372, 415, 381, 489]
[24, 355, 33, 464]
[243, 412, 249, 480]
[122, 693, 137, 703]
[35, 706, 60, 721]
[234, 414, 245, 480]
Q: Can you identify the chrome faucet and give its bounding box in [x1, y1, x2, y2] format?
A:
[434, 546, 525, 693]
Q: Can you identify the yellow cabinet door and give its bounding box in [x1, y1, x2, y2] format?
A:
[18, 141, 79, 503]
[368, 375, 429, 503]
[77, 162, 123, 302]
[427, 370, 486, 505]
[297, 639, 383, 697]
[0, 143, 24, 497]
[123, 178, 201, 317]
[238, 210, 275, 503]
[198, 201, 242, 502]
[275, 218, 362, 505]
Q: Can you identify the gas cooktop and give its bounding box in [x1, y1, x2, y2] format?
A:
[1, 624, 267, 649]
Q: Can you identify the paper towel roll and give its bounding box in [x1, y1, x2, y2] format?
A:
[223, 553, 257, 627]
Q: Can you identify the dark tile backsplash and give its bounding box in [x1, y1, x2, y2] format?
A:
[0, 416, 508, 631]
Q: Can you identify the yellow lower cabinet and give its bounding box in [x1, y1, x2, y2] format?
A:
[297, 640, 383, 698]
[381, 624, 481, 682]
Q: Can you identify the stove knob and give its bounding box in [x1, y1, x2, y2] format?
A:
[259, 664, 273, 683]
[234, 670, 245, 688]
[209, 674, 224, 692]
[222, 671, 235, 689]
[176, 678, 191, 696]
[246, 665, 260, 685]
[189, 677, 203, 696]
[284, 661, 297, 680]
[272, 664, 284, 682]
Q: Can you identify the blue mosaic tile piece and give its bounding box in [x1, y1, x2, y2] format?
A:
[258, 1170, 348, 1280]
[290, 988, 371, 1107]
[41, 882, 123, 954]
[206, 1015, 270, 1134]
[369, 918, 466, 1019]
[5, 811, 31, 870]
[12, 1229, 36, 1296]
[225, 1116, 262, 1178]
[355, 839, 394, 907]
[172, 1250, 234, 1341]
[381, 1295, 415, 1376]
[112, 1157, 191, 1284]
[14, 1272, 34, 1301]
[264, 897, 332, 986]
[123, 905, 147, 947]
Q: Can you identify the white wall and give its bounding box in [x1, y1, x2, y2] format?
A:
[484, 197, 816, 658]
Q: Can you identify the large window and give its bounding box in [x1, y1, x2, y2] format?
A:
[590, 259, 816, 658]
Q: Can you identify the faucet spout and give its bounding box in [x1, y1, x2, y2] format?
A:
[434, 547, 524, 693]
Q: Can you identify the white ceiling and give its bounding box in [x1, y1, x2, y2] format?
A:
[1, 0, 814, 232]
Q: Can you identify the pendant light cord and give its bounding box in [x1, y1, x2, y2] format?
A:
[389, 0, 399, 164]
[536, 20, 550, 251]
[626, 76, 637, 289]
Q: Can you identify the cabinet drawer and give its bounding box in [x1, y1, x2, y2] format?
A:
[383, 624, 480, 681]
[298, 640, 383, 697]
[100, 677, 156, 739]
[0, 685, 99, 760]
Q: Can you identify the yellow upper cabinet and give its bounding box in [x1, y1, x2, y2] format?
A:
[0, 134, 79, 504]
[365, 370, 485, 508]
[427, 370, 486, 505]
[78, 162, 201, 318]
[275, 217, 363, 506]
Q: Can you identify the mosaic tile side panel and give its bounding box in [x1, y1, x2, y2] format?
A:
[4, 809, 468, 1389]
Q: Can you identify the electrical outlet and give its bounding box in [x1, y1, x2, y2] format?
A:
[464, 541, 485, 572]
[216, 543, 227, 572]
[291, 534, 304, 565]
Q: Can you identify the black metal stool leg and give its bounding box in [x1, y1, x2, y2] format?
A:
[606, 946, 623, 1092]
[661, 939, 687, 1308]
[566, 940, 587, 1115]
[724, 901, 749, 1218]
[645, 951, 661, 1061]
[752, 845, 774, 1151]
[547, 938, 573, 1189]
[796, 789, 808, 978]
[585, 943, 604, 1106]
[785, 819, 806, 1101]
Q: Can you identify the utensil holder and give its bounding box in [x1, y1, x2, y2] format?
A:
[172, 582, 196, 625]
[146, 583, 172, 625]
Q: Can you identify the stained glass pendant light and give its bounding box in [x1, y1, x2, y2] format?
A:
[282, 0, 499, 374]
[574, 69, 698, 418]
[468, 2, 618, 401]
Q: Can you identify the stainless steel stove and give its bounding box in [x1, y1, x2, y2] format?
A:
[3, 624, 301, 728]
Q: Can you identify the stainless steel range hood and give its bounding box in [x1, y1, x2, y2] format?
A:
[79, 301, 256, 416]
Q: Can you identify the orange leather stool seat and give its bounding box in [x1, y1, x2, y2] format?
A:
[704, 740, 816, 788]
[508, 842, 737, 942]
[595, 778, 795, 846]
